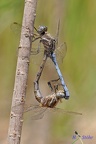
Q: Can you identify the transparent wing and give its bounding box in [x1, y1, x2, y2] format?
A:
[11, 22, 39, 40]
[11, 22, 43, 54]
[55, 19, 60, 47]
[31, 42, 67, 68]
[12, 103, 82, 121]
[24, 104, 47, 120]
[30, 113, 44, 120]
[55, 42, 67, 65]
[12, 103, 47, 120]
[11, 22, 22, 36]
[51, 107, 82, 115]
[54, 19, 67, 64]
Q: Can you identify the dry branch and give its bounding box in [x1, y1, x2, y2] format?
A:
[7, 0, 37, 144]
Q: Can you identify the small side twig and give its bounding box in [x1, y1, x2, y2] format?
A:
[72, 131, 84, 144]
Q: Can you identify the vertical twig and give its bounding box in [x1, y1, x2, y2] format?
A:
[7, 0, 37, 144]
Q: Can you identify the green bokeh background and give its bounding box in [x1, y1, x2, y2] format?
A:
[0, 0, 96, 144]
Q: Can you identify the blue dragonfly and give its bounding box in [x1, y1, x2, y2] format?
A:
[11, 21, 70, 99]
[31, 21, 70, 99]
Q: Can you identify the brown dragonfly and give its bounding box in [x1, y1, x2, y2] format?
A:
[12, 92, 82, 120]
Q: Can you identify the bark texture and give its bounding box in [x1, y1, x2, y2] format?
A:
[7, 0, 37, 144]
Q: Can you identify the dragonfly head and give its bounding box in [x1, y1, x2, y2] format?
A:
[37, 26, 48, 35]
[56, 90, 65, 98]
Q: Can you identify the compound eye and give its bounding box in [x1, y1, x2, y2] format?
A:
[38, 26, 48, 34]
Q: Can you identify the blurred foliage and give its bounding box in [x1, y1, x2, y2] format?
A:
[0, 0, 96, 144]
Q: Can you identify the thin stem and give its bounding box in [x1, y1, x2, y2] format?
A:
[7, 0, 37, 144]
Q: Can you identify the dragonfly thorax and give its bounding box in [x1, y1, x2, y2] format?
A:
[40, 93, 61, 108]
[42, 36, 56, 57]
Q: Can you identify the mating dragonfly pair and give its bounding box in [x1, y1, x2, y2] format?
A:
[12, 21, 82, 119]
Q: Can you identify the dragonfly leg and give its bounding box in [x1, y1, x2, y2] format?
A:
[54, 84, 58, 93]
[37, 40, 42, 54]
[32, 36, 41, 42]
[31, 39, 42, 55]
[47, 78, 60, 93]
[47, 81, 53, 91]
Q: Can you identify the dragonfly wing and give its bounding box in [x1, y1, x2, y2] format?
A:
[10, 22, 23, 37]
[31, 42, 67, 68]
[10, 23, 44, 65]
[11, 22, 39, 39]
[30, 107, 47, 120]
[51, 107, 82, 115]
[24, 104, 47, 120]
[31, 47, 44, 65]
[55, 42, 67, 65]
[55, 19, 60, 46]
[12, 103, 47, 120]
[12, 103, 25, 114]
[30, 113, 44, 120]
[31, 47, 44, 55]
[24, 104, 44, 113]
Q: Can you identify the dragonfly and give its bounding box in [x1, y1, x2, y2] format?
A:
[32, 21, 70, 99]
[11, 21, 69, 100]
[12, 52, 82, 120]
[34, 21, 70, 99]
[12, 87, 82, 120]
